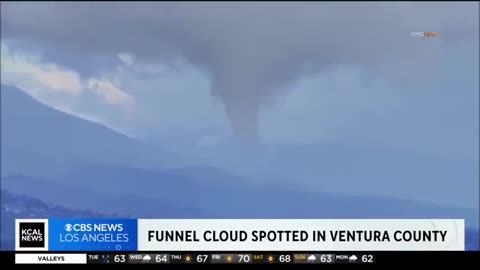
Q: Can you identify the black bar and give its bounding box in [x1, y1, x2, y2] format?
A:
[2, 251, 479, 265]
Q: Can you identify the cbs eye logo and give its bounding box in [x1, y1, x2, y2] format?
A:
[65, 224, 73, 232]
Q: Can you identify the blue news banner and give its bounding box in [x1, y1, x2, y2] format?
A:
[48, 219, 137, 251]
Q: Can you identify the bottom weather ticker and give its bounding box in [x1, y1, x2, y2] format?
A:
[14, 252, 376, 264]
[11, 252, 480, 265]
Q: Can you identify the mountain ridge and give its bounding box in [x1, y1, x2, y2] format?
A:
[1, 84, 196, 178]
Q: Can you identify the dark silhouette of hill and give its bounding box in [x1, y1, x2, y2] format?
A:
[1, 84, 194, 178]
[2, 175, 202, 218]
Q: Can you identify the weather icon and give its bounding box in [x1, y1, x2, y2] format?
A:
[142, 255, 152, 262]
[307, 255, 316, 262]
[184, 255, 192, 263]
[267, 255, 275, 264]
[349, 255, 358, 262]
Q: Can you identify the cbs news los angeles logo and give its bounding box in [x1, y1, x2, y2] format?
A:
[16, 219, 49, 251]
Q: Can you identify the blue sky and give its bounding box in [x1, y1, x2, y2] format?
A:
[1, 2, 478, 161]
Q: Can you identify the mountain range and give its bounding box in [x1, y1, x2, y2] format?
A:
[1, 84, 478, 250]
[1, 85, 196, 179]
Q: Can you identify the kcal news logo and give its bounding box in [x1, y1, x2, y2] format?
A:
[15, 219, 138, 251]
[16, 219, 49, 251]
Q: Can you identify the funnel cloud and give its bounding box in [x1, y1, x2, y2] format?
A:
[1, 2, 477, 142]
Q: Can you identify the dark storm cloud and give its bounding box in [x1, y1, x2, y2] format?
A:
[1, 2, 478, 142]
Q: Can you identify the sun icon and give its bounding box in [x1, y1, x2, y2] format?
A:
[226, 255, 233, 263]
[184, 255, 192, 263]
[267, 255, 275, 264]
